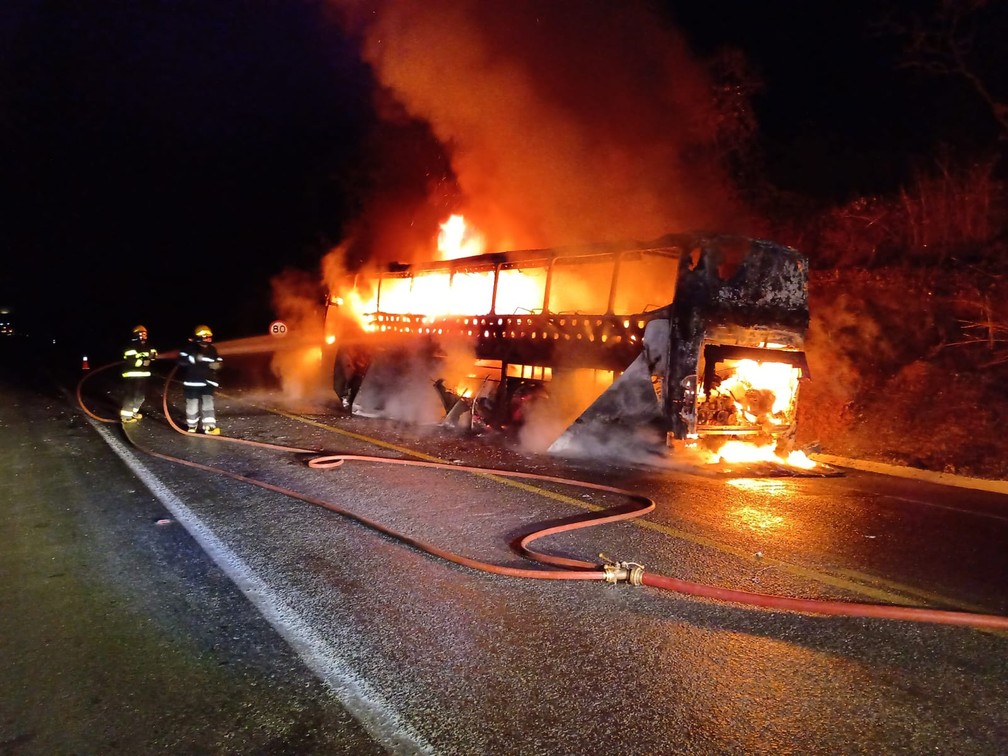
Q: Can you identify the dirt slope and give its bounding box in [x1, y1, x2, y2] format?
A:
[797, 267, 1008, 479]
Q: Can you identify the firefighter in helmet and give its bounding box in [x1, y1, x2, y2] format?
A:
[121, 324, 157, 423]
[178, 324, 223, 434]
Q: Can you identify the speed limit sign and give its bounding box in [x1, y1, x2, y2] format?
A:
[269, 320, 288, 337]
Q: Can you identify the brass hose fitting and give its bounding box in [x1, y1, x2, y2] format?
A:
[600, 554, 645, 586]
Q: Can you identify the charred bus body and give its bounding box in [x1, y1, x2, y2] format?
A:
[324, 233, 809, 457]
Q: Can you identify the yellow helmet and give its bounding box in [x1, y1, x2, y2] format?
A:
[194, 324, 213, 340]
[132, 324, 148, 338]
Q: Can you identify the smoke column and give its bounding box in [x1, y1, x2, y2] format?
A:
[334, 0, 749, 258]
[315, 1, 758, 447]
[267, 268, 328, 400]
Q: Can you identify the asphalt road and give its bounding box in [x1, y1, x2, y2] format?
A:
[3, 351, 1007, 754]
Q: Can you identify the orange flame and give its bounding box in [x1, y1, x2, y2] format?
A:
[343, 216, 547, 330]
[706, 440, 816, 470]
[437, 214, 485, 260]
[696, 356, 812, 469]
[702, 358, 799, 425]
[331, 218, 812, 470]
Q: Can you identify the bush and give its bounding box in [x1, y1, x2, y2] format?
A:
[783, 156, 1006, 270]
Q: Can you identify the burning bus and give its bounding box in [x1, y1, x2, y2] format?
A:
[323, 230, 810, 465]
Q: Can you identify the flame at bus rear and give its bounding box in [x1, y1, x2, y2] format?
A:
[695, 357, 814, 469]
[707, 441, 816, 469]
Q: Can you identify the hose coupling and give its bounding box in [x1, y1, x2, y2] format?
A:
[600, 554, 645, 586]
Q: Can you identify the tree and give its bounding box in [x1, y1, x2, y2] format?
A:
[705, 47, 766, 198]
[892, 0, 1008, 140]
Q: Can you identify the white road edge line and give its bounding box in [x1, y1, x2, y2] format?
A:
[88, 419, 434, 756]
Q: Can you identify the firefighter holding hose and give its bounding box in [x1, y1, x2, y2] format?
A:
[178, 324, 223, 434]
[120, 324, 157, 423]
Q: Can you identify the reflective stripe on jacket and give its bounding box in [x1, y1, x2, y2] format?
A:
[122, 342, 156, 379]
[178, 341, 222, 388]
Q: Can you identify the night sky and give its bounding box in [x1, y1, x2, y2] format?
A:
[668, 0, 1004, 196]
[2, 0, 371, 354]
[1, 0, 1001, 356]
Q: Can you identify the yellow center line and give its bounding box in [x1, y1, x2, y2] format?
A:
[267, 407, 596, 508]
[269, 407, 446, 462]
[260, 404, 986, 612]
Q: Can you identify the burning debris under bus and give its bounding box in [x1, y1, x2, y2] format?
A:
[324, 232, 812, 468]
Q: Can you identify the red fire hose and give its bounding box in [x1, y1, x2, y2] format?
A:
[76, 363, 1008, 631]
[158, 365, 316, 454]
[76, 360, 122, 424]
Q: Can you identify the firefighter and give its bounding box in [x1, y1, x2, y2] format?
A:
[120, 324, 157, 423]
[178, 324, 223, 434]
[334, 344, 370, 412]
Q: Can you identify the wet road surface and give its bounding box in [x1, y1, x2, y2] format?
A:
[4, 361, 1007, 754]
[0, 371, 384, 754]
